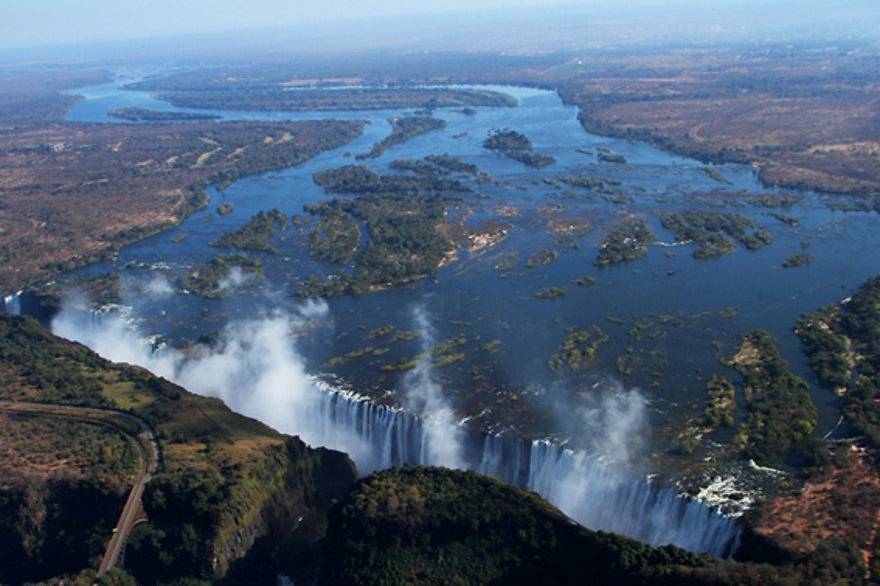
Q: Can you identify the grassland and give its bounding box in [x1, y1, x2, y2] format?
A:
[0, 118, 362, 293]
[0, 315, 356, 584]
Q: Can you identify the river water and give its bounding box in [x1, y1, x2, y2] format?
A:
[10, 70, 880, 555]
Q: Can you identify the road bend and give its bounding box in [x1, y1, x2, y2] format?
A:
[0, 400, 159, 578]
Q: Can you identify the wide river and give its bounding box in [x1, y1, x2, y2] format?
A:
[10, 70, 880, 554]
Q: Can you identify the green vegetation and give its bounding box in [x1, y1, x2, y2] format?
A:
[560, 175, 621, 189]
[358, 115, 445, 160]
[727, 331, 818, 466]
[318, 466, 855, 585]
[771, 212, 800, 227]
[699, 166, 731, 184]
[33, 273, 122, 312]
[308, 211, 360, 264]
[783, 253, 814, 268]
[210, 209, 288, 253]
[0, 118, 362, 293]
[0, 316, 869, 585]
[380, 355, 425, 373]
[534, 286, 567, 300]
[598, 152, 627, 164]
[324, 346, 390, 368]
[425, 154, 479, 174]
[575, 275, 596, 287]
[821, 196, 880, 213]
[108, 107, 220, 122]
[526, 248, 559, 268]
[0, 315, 356, 585]
[1, 414, 140, 482]
[392, 329, 421, 342]
[483, 340, 502, 353]
[177, 254, 263, 298]
[483, 128, 555, 168]
[216, 202, 234, 216]
[135, 86, 518, 112]
[548, 326, 609, 374]
[367, 324, 396, 339]
[432, 336, 468, 368]
[796, 277, 880, 448]
[301, 192, 454, 296]
[377, 336, 469, 372]
[389, 158, 443, 175]
[661, 211, 773, 259]
[320, 466, 706, 585]
[313, 164, 468, 195]
[703, 376, 736, 429]
[744, 194, 801, 208]
[596, 218, 656, 266]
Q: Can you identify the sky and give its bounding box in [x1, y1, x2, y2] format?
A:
[0, 0, 580, 50]
[2, 0, 877, 54]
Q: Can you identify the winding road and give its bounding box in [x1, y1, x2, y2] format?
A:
[0, 400, 159, 578]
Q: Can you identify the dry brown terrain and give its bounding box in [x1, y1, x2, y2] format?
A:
[0, 69, 110, 128]
[539, 46, 880, 195]
[0, 411, 139, 489]
[752, 450, 880, 575]
[0, 119, 362, 293]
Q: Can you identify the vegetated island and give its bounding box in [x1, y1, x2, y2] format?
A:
[0, 118, 363, 294]
[357, 115, 446, 160]
[726, 331, 818, 466]
[177, 254, 264, 299]
[126, 83, 518, 112]
[783, 253, 814, 268]
[108, 107, 221, 122]
[483, 128, 556, 168]
[313, 163, 470, 196]
[210, 209, 288, 253]
[660, 211, 773, 259]
[739, 279, 880, 577]
[796, 277, 880, 449]
[300, 192, 455, 297]
[0, 318, 871, 585]
[596, 218, 656, 266]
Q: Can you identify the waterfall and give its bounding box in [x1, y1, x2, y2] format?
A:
[3, 292, 22, 315]
[310, 380, 741, 558]
[48, 306, 742, 559]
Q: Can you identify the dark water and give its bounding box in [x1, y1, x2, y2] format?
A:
[41, 73, 880, 453]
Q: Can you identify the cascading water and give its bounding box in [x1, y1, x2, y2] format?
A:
[311, 380, 741, 558]
[2, 292, 22, 315]
[49, 306, 741, 559]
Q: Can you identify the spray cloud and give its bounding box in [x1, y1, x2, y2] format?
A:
[50, 296, 374, 466]
[401, 305, 464, 469]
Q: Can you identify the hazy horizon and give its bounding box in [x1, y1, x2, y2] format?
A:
[3, 0, 879, 58]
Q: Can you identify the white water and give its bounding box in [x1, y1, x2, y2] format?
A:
[309, 384, 741, 557]
[50, 306, 741, 558]
[2, 292, 22, 315]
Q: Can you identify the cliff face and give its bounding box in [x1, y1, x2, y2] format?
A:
[317, 466, 873, 586]
[0, 479, 126, 584]
[205, 438, 357, 579]
[0, 315, 357, 584]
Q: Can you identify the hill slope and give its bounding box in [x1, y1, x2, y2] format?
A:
[0, 315, 357, 584]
